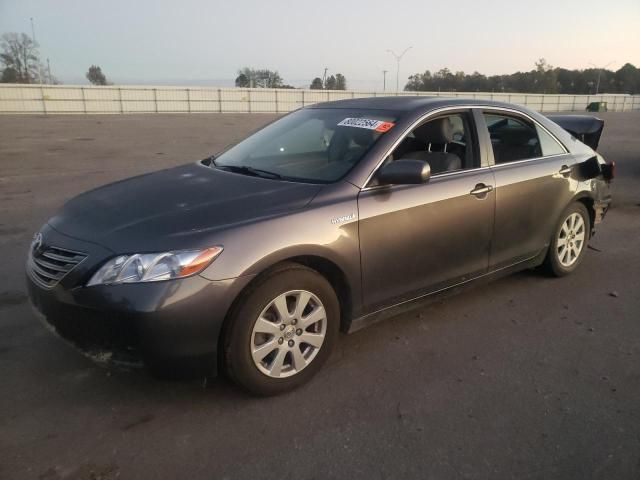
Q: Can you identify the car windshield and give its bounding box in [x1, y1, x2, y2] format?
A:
[211, 108, 399, 183]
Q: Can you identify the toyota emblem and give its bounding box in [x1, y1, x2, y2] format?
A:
[31, 232, 43, 254]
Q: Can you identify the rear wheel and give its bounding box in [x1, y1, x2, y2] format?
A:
[544, 202, 590, 277]
[223, 263, 339, 396]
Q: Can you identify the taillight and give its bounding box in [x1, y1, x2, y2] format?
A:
[602, 160, 616, 181]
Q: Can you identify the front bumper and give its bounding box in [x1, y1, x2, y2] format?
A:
[28, 274, 253, 374]
[26, 225, 254, 375]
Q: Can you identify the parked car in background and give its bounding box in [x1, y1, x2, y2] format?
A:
[27, 97, 614, 395]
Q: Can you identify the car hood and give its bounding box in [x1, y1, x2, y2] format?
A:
[49, 162, 323, 252]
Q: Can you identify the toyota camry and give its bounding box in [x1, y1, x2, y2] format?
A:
[27, 97, 614, 395]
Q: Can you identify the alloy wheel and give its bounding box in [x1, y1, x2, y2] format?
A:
[250, 290, 327, 378]
[557, 212, 586, 267]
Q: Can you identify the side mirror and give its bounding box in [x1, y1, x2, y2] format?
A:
[377, 159, 431, 185]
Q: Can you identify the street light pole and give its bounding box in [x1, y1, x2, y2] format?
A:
[382, 70, 388, 91]
[387, 47, 412, 92]
[589, 61, 614, 95]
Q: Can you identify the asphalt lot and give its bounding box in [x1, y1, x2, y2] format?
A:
[1, 111, 639, 480]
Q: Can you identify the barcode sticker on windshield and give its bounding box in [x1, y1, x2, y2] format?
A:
[338, 118, 395, 133]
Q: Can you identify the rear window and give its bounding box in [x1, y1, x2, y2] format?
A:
[213, 108, 399, 183]
[536, 125, 567, 156]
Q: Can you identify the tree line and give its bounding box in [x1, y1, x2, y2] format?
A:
[405, 59, 640, 94]
[3, 31, 638, 94]
[235, 67, 348, 90]
[0, 32, 58, 84]
[310, 73, 346, 90]
[0, 32, 111, 85]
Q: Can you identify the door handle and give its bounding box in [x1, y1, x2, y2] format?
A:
[559, 165, 572, 176]
[470, 183, 493, 197]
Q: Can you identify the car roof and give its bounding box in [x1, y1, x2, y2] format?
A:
[308, 96, 518, 113]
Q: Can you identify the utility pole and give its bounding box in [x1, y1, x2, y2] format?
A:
[589, 61, 614, 95]
[30, 17, 36, 42]
[30, 17, 42, 84]
[47, 58, 52, 84]
[382, 70, 388, 91]
[322, 67, 328, 89]
[387, 47, 412, 92]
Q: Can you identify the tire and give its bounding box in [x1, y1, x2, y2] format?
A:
[544, 202, 590, 277]
[223, 262, 340, 396]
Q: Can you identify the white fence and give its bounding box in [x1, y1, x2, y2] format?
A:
[1, 84, 639, 114]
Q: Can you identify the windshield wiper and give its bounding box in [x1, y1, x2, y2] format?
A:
[215, 164, 283, 180]
[245, 166, 283, 179]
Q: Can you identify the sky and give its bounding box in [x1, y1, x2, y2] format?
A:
[1, 0, 639, 90]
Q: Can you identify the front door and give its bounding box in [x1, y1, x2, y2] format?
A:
[357, 110, 495, 313]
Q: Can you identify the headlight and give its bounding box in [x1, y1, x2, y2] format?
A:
[87, 246, 223, 286]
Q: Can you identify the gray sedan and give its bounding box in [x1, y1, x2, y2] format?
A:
[27, 97, 614, 395]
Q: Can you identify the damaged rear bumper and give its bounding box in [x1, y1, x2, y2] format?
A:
[594, 198, 612, 225]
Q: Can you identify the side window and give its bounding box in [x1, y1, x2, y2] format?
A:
[389, 111, 478, 174]
[536, 125, 566, 156]
[483, 113, 542, 164]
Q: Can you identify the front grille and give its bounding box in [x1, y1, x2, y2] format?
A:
[28, 245, 87, 289]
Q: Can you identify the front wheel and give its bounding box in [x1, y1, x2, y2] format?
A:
[544, 202, 590, 277]
[223, 263, 339, 396]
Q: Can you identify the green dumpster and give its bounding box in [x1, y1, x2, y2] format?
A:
[586, 101, 608, 112]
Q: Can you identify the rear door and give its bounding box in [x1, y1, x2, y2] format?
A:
[357, 109, 495, 312]
[478, 109, 575, 269]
